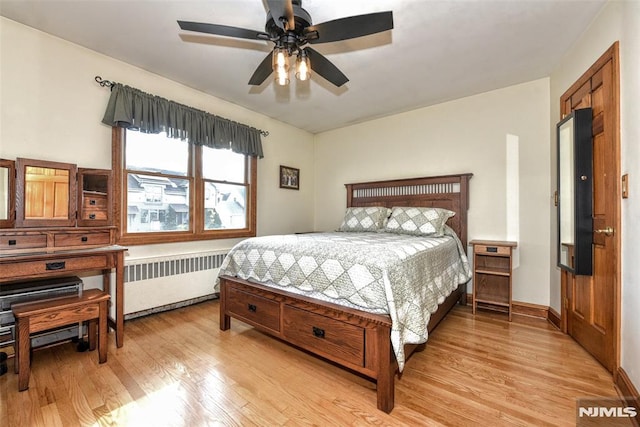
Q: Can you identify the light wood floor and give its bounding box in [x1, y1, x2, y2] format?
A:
[0, 301, 621, 426]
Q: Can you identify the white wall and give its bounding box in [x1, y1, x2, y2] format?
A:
[314, 79, 551, 306]
[0, 18, 315, 309]
[549, 0, 640, 389]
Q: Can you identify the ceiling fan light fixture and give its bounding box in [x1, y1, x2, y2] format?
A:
[273, 46, 290, 86]
[295, 51, 311, 81]
[273, 47, 290, 71]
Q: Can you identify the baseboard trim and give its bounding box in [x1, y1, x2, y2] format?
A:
[466, 293, 548, 319]
[615, 367, 640, 426]
[124, 294, 219, 320]
[547, 307, 562, 330]
[513, 301, 548, 319]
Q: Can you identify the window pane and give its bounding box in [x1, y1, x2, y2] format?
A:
[126, 131, 188, 176]
[204, 182, 246, 230]
[127, 173, 190, 232]
[202, 147, 245, 183]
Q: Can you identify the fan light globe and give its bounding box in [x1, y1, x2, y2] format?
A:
[272, 47, 290, 86]
[296, 54, 310, 81]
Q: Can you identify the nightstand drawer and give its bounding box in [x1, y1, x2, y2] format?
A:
[474, 244, 511, 256]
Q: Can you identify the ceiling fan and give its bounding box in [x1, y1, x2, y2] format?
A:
[178, 0, 393, 87]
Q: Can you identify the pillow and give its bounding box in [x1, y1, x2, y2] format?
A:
[384, 206, 455, 237]
[337, 206, 391, 232]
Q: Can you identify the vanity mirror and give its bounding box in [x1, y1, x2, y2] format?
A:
[557, 108, 593, 275]
[15, 158, 77, 228]
[0, 159, 15, 228]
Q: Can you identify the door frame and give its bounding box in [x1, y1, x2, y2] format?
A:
[559, 42, 621, 375]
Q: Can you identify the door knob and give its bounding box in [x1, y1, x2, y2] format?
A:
[594, 226, 614, 236]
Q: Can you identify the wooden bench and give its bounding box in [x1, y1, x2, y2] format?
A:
[11, 289, 110, 391]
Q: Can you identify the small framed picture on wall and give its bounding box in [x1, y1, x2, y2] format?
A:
[280, 165, 299, 190]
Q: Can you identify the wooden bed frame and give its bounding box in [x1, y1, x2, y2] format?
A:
[219, 173, 473, 413]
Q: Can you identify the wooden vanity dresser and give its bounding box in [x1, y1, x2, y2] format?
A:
[0, 157, 127, 348]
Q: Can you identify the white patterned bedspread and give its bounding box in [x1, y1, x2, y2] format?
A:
[216, 227, 471, 371]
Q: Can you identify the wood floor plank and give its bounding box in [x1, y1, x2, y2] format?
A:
[0, 301, 624, 426]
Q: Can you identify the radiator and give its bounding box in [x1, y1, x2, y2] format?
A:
[124, 250, 227, 319]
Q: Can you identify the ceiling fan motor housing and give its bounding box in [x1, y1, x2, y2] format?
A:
[266, 3, 312, 36]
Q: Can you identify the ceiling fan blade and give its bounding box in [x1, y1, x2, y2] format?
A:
[248, 52, 274, 86]
[267, 0, 295, 31]
[305, 11, 393, 44]
[178, 21, 270, 41]
[306, 48, 348, 87]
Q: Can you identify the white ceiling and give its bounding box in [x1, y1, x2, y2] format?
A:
[0, 0, 606, 134]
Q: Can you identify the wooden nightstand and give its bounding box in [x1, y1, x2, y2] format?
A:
[470, 240, 517, 321]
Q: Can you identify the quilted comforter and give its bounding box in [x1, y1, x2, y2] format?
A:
[216, 227, 471, 370]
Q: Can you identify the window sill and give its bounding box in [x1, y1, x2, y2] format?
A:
[117, 229, 256, 246]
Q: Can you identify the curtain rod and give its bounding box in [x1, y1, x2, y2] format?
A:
[94, 76, 269, 137]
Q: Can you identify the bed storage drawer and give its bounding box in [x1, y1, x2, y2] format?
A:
[226, 286, 280, 332]
[282, 305, 365, 367]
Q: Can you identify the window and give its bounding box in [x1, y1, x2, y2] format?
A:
[113, 128, 257, 245]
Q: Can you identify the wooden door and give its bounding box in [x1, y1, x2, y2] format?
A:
[560, 43, 620, 372]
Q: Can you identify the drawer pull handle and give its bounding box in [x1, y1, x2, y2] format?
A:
[312, 326, 325, 339]
[81, 236, 88, 242]
[8, 240, 16, 245]
[89, 199, 97, 206]
[486, 247, 498, 253]
[89, 214, 96, 220]
[46, 262, 66, 271]
[247, 304, 257, 312]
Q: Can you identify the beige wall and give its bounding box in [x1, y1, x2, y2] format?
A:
[313, 78, 551, 306]
[0, 17, 316, 241]
[550, 0, 640, 391]
[0, 17, 315, 308]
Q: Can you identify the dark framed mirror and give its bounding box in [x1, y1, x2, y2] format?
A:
[557, 107, 593, 275]
[15, 158, 77, 228]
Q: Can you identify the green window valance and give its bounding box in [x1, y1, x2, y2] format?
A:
[102, 83, 264, 158]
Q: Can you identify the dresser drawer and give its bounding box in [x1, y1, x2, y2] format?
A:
[0, 234, 47, 250]
[0, 255, 109, 279]
[282, 305, 365, 367]
[474, 244, 511, 256]
[82, 192, 108, 209]
[80, 208, 108, 221]
[54, 231, 110, 247]
[226, 286, 280, 332]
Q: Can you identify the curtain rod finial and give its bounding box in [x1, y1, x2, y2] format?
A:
[95, 76, 115, 89]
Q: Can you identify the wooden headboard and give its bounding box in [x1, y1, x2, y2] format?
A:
[345, 173, 473, 247]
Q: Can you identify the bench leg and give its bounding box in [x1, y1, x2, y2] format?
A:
[98, 300, 107, 364]
[16, 317, 31, 391]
